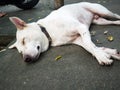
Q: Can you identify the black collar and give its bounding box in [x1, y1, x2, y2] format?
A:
[38, 24, 52, 46]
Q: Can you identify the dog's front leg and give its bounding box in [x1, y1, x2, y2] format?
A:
[73, 25, 114, 65]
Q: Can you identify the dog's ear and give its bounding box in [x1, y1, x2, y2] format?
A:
[9, 42, 17, 49]
[9, 17, 27, 30]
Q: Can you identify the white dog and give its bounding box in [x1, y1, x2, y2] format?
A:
[9, 2, 120, 65]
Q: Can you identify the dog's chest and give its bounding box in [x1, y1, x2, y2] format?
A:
[50, 30, 80, 46]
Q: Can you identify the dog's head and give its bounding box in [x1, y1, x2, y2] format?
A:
[9, 17, 49, 62]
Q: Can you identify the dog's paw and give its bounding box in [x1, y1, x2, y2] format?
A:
[98, 58, 113, 65]
[94, 49, 113, 65]
[99, 47, 120, 60]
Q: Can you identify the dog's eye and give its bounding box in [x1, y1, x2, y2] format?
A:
[37, 46, 40, 50]
[22, 38, 25, 45]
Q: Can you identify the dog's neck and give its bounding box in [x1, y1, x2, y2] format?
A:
[38, 24, 52, 47]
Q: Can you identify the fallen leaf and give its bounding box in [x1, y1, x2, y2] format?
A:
[107, 35, 114, 42]
[55, 55, 62, 61]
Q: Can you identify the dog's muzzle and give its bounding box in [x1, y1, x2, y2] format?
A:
[23, 53, 39, 62]
[24, 55, 33, 62]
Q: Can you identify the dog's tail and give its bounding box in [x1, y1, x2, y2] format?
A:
[82, 2, 120, 19]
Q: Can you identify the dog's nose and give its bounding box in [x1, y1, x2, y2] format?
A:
[24, 55, 32, 62]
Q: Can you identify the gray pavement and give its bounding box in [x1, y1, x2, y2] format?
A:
[0, 0, 120, 90]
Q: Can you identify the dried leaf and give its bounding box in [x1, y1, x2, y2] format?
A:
[91, 31, 96, 36]
[55, 55, 62, 61]
[107, 35, 114, 42]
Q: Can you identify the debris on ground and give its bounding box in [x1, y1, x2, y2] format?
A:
[104, 30, 108, 35]
[103, 30, 114, 42]
[90, 30, 96, 36]
[90, 30, 114, 43]
[96, 39, 102, 44]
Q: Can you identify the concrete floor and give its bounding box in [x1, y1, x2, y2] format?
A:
[0, 0, 120, 90]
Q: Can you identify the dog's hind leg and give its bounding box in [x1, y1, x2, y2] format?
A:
[84, 2, 120, 19]
[93, 16, 120, 25]
[73, 24, 120, 65]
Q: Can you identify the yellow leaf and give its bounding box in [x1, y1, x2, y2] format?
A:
[55, 55, 62, 61]
[107, 36, 114, 42]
